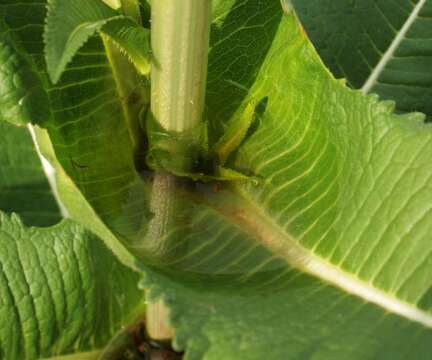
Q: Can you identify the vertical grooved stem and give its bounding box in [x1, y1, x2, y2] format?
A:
[146, 0, 212, 341]
[151, 0, 211, 132]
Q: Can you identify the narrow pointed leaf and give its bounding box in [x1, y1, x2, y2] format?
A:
[101, 18, 151, 75]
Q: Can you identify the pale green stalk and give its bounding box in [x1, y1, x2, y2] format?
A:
[151, 0, 211, 132]
[146, 0, 212, 341]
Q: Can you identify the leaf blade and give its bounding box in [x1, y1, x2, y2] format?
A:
[143, 265, 432, 360]
[0, 19, 51, 126]
[2, 0, 151, 260]
[4, 0, 432, 358]
[0, 123, 60, 226]
[292, 0, 432, 119]
[44, 0, 117, 83]
[101, 18, 151, 76]
[140, 1, 432, 357]
[0, 212, 144, 359]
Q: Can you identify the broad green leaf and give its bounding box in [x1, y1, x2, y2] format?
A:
[0, 22, 59, 226]
[2, 0, 152, 258]
[0, 122, 60, 226]
[206, 0, 283, 141]
[45, 0, 150, 82]
[44, 0, 117, 83]
[0, 19, 50, 126]
[143, 267, 432, 360]
[292, 0, 432, 120]
[148, 1, 432, 357]
[136, 1, 432, 357]
[204, 0, 432, 316]
[0, 211, 144, 360]
[3, 0, 432, 358]
[0, 5, 146, 359]
[32, 125, 142, 271]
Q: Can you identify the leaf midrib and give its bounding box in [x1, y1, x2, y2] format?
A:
[205, 183, 432, 328]
[361, 0, 427, 94]
[27, 125, 69, 218]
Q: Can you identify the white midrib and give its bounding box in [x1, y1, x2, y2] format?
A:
[231, 187, 432, 328]
[361, 0, 427, 94]
[27, 125, 70, 218]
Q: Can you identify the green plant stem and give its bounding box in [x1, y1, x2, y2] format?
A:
[146, 0, 212, 257]
[146, 0, 212, 341]
[151, 0, 211, 132]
